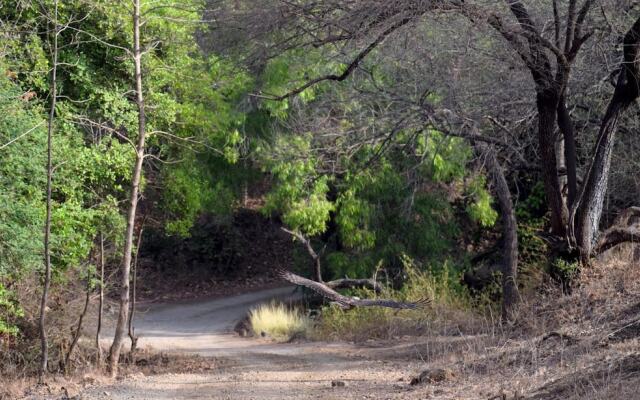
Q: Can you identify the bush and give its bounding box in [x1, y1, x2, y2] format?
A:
[313, 256, 478, 342]
[249, 302, 310, 342]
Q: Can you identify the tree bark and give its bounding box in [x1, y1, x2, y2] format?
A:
[128, 227, 143, 360]
[96, 232, 104, 366]
[38, 0, 58, 382]
[537, 92, 566, 236]
[570, 16, 640, 259]
[108, 0, 146, 377]
[557, 97, 578, 209]
[482, 145, 519, 321]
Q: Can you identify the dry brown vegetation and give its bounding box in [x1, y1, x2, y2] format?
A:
[4, 248, 640, 399]
[301, 249, 640, 399]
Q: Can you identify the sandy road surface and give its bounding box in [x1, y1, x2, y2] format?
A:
[78, 287, 436, 400]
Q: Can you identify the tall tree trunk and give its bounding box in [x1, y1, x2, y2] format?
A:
[537, 91, 566, 236]
[482, 145, 519, 321]
[96, 232, 104, 366]
[557, 97, 578, 209]
[570, 16, 640, 259]
[38, 0, 58, 382]
[108, 0, 146, 377]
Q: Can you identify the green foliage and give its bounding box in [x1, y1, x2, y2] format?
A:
[516, 181, 547, 222]
[419, 129, 471, 182]
[0, 65, 47, 278]
[550, 258, 580, 286]
[314, 255, 472, 341]
[0, 0, 255, 336]
[0, 284, 24, 336]
[262, 136, 335, 236]
[466, 176, 499, 228]
[260, 48, 342, 118]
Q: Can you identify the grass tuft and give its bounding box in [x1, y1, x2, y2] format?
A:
[249, 302, 310, 342]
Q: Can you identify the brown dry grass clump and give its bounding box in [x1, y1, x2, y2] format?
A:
[312, 250, 640, 399]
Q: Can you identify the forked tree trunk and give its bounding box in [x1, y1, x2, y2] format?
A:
[571, 16, 640, 259]
[482, 145, 519, 321]
[38, 0, 58, 382]
[108, 0, 147, 377]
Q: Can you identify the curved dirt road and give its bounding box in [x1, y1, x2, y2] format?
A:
[81, 287, 430, 400]
[125, 286, 299, 355]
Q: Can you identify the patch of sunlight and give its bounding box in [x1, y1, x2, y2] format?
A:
[249, 302, 310, 342]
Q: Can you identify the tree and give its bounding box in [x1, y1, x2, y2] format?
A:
[569, 15, 640, 258]
[38, 0, 59, 381]
[478, 144, 519, 320]
[108, 0, 147, 377]
[212, 0, 640, 264]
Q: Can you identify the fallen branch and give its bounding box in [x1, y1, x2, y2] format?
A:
[594, 207, 640, 254]
[280, 227, 383, 293]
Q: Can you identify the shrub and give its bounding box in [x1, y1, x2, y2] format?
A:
[313, 256, 477, 342]
[249, 302, 310, 342]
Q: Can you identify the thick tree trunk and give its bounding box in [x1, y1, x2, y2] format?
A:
[557, 98, 578, 209]
[536, 92, 566, 236]
[38, 1, 58, 381]
[108, 0, 146, 377]
[572, 104, 623, 257]
[483, 145, 519, 321]
[571, 16, 640, 259]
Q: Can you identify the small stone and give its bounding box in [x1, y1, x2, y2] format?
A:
[331, 380, 346, 387]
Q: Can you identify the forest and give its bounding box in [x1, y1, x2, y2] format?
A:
[1, 1, 640, 399]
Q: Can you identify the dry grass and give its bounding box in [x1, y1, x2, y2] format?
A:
[249, 302, 310, 342]
[313, 260, 484, 342]
[310, 251, 640, 399]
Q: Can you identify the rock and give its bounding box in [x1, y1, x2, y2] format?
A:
[331, 380, 346, 387]
[410, 368, 454, 385]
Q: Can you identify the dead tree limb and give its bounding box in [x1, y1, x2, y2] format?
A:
[280, 227, 382, 293]
[594, 207, 640, 254]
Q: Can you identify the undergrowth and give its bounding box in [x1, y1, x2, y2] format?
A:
[249, 302, 310, 342]
[313, 256, 484, 342]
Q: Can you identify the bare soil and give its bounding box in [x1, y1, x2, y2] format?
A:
[15, 252, 640, 400]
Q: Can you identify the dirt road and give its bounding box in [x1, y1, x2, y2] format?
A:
[80, 287, 433, 400]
